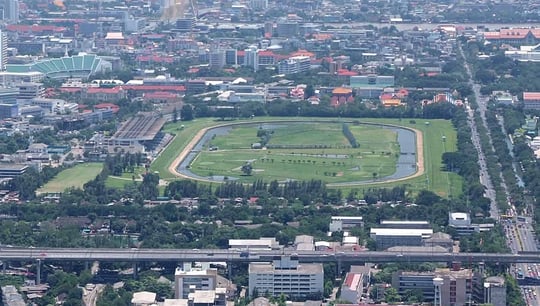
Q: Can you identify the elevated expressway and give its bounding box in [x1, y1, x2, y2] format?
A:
[2, 248, 540, 264]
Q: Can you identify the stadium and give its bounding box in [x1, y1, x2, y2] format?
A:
[6, 53, 111, 79]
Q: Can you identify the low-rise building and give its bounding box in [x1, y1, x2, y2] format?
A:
[340, 267, 370, 304]
[370, 228, 433, 250]
[329, 216, 364, 233]
[484, 276, 506, 306]
[174, 268, 218, 299]
[448, 212, 494, 235]
[229, 238, 281, 250]
[523, 92, 540, 110]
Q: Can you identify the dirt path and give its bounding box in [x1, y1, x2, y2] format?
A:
[166, 122, 426, 186]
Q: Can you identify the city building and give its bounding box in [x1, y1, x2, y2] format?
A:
[0, 164, 28, 178]
[492, 91, 516, 105]
[250, 0, 268, 10]
[0, 87, 18, 104]
[392, 268, 482, 306]
[248, 256, 324, 299]
[0, 30, 7, 70]
[350, 75, 395, 98]
[329, 216, 364, 233]
[1, 285, 25, 306]
[483, 276, 506, 306]
[523, 92, 540, 110]
[0, 103, 17, 119]
[448, 212, 494, 235]
[484, 28, 540, 45]
[278, 56, 311, 75]
[1, 0, 19, 24]
[0, 71, 44, 85]
[276, 19, 299, 37]
[505, 44, 540, 62]
[174, 268, 218, 299]
[380, 220, 431, 229]
[370, 228, 433, 250]
[209, 49, 226, 69]
[229, 238, 281, 250]
[15, 82, 44, 100]
[131, 291, 156, 306]
[340, 266, 371, 304]
[244, 46, 259, 72]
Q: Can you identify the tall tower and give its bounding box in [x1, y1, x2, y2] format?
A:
[3, 0, 19, 23]
[433, 277, 444, 306]
[0, 30, 7, 71]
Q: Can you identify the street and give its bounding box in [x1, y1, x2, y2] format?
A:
[460, 43, 540, 306]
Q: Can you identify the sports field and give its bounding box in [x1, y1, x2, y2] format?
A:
[191, 123, 400, 183]
[38, 163, 103, 193]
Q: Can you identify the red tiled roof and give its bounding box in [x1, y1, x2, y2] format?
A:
[524, 92, 540, 100]
[337, 69, 358, 76]
[258, 50, 275, 57]
[122, 85, 185, 92]
[59, 87, 82, 93]
[237, 50, 245, 56]
[7, 24, 67, 33]
[86, 87, 123, 94]
[143, 91, 178, 99]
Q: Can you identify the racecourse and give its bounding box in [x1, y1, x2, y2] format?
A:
[150, 117, 462, 195]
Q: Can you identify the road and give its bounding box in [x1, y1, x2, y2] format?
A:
[460, 43, 540, 306]
[3, 247, 540, 264]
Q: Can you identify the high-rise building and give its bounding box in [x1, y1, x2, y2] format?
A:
[209, 48, 226, 69]
[2, 0, 19, 23]
[243, 46, 259, 72]
[250, 0, 268, 10]
[392, 268, 482, 306]
[0, 30, 7, 70]
[248, 256, 324, 299]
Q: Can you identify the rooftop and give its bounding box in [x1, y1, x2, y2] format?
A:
[249, 262, 323, 274]
[370, 228, 433, 237]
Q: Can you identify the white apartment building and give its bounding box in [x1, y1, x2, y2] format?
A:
[174, 268, 218, 299]
[278, 56, 311, 75]
[248, 256, 324, 299]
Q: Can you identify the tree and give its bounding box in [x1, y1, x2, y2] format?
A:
[180, 105, 194, 121]
[384, 287, 401, 303]
[241, 162, 253, 176]
[172, 107, 178, 123]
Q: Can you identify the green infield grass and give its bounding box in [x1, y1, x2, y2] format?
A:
[38, 163, 103, 193]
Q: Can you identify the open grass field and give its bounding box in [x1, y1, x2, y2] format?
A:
[39, 163, 103, 193]
[191, 122, 399, 183]
[147, 117, 461, 197]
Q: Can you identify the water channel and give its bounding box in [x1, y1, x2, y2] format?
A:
[175, 121, 418, 184]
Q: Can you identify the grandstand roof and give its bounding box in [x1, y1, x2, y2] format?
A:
[5, 54, 109, 79]
[113, 112, 166, 141]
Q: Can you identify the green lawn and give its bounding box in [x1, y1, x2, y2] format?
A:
[148, 117, 461, 198]
[38, 163, 103, 193]
[190, 122, 399, 183]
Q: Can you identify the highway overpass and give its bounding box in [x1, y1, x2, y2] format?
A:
[0, 248, 539, 264]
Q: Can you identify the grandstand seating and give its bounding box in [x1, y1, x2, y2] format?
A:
[6, 54, 110, 79]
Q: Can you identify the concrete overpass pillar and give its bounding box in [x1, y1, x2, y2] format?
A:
[84, 261, 89, 271]
[132, 262, 138, 278]
[337, 259, 342, 278]
[2, 261, 6, 274]
[227, 262, 233, 280]
[36, 259, 41, 285]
